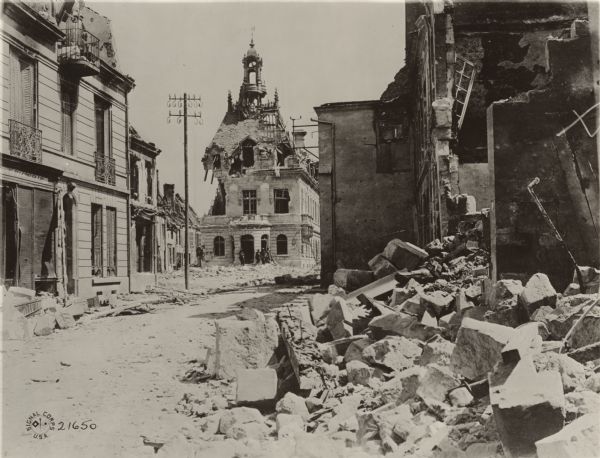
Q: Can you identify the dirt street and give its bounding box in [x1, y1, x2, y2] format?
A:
[2, 268, 312, 458]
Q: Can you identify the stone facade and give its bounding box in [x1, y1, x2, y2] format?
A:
[200, 40, 319, 269]
[1, 1, 134, 299]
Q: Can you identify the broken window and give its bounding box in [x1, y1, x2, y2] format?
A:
[242, 190, 257, 215]
[106, 207, 117, 276]
[276, 234, 288, 255]
[214, 236, 225, 257]
[91, 204, 103, 276]
[145, 161, 153, 202]
[130, 157, 139, 198]
[274, 188, 290, 214]
[242, 141, 255, 167]
[61, 80, 77, 155]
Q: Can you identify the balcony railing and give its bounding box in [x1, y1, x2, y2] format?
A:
[9, 119, 42, 163]
[58, 17, 100, 77]
[95, 152, 116, 185]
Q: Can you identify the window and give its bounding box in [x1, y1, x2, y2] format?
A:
[145, 161, 153, 201]
[242, 140, 255, 167]
[9, 48, 37, 127]
[106, 207, 117, 276]
[242, 190, 257, 215]
[91, 204, 103, 276]
[274, 189, 289, 214]
[61, 81, 77, 155]
[249, 70, 256, 85]
[130, 157, 139, 197]
[276, 234, 288, 255]
[94, 96, 111, 157]
[214, 236, 225, 257]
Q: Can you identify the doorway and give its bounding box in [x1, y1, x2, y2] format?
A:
[241, 234, 254, 263]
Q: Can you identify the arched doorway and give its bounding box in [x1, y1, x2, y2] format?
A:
[261, 234, 269, 251]
[241, 234, 254, 263]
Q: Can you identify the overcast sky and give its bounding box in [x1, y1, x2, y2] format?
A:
[90, 1, 406, 214]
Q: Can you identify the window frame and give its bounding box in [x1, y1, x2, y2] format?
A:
[94, 95, 112, 158]
[106, 206, 117, 276]
[273, 188, 290, 214]
[214, 236, 225, 257]
[9, 46, 38, 128]
[91, 203, 103, 276]
[276, 234, 288, 255]
[242, 190, 257, 215]
[60, 79, 77, 155]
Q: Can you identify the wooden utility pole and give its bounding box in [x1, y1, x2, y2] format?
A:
[168, 93, 202, 289]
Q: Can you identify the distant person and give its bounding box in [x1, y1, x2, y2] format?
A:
[265, 248, 274, 263]
[260, 248, 267, 264]
[239, 250, 245, 265]
[255, 250, 261, 264]
[196, 245, 205, 267]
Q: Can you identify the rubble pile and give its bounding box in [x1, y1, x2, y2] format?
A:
[168, 226, 600, 457]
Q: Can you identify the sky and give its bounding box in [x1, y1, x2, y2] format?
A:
[89, 1, 406, 214]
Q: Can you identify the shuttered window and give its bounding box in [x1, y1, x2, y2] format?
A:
[9, 48, 36, 127]
[61, 82, 77, 155]
[94, 96, 112, 157]
[91, 204, 103, 276]
[106, 207, 117, 276]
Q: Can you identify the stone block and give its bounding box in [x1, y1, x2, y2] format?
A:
[362, 335, 421, 372]
[535, 414, 599, 458]
[419, 335, 455, 367]
[573, 266, 600, 294]
[368, 254, 397, 279]
[501, 322, 544, 364]
[276, 413, 304, 437]
[421, 310, 438, 327]
[390, 288, 416, 308]
[344, 337, 373, 363]
[519, 273, 557, 318]
[422, 291, 454, 316]
[417, 363, 460, 403]
[383, 239, 428, 271]
[567, 341, 600, 364]
[532, 352, 586, 393]
[33, 313, 56, 336]
[55, 311, 76, 329]
[218, 407, 268, 440]
[347, 360, 381, 386]
[235, 368, 278, 404]
[489, 280, 523, 310]
[489, 358, 565, 458]
[8, 286, 36, 299]
[564, 390, 600, 422]
[325, 297, 353, 340]
[310, 294, 334, 325]
[333, 269, 374, 292]
[213, 316, 279, 380]
[368, 311, 440, 342]
[399, 294, 425, 317]
[3, 309, 32, 340]
[546, 300, 600, 349]
[451, 318, 514, 380]
[276, 392, 309, 420]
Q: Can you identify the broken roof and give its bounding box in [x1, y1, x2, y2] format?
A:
[207, 111, 272, 154]
[381, 65, 410, 104]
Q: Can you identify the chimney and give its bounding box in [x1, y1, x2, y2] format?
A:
[163, 183, 175, 209]
[293, 130, 307, 149]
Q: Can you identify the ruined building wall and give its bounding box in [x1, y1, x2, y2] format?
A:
[488, 21, 598, 289]
[316, 102, 415, 285]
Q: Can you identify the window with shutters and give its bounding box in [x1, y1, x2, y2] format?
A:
[106, 207, 117, 276]
[9, 47, 37, 128]
[274, 189, 290, 214]
[91, 204, 103, 276]
[94, 96, 111, 157]
[61, 81, 77, 155]
[242, 190, 257, 215]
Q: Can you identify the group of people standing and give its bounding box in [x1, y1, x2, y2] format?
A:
[238, 247, 274, 265]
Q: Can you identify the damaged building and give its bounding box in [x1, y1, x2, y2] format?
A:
[200, 40, 320, 268]
[1, 1, 134, 298]
[317, 0, 599, 290]
[157, 183, 202, 272]
[129, 126, 161, 292]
